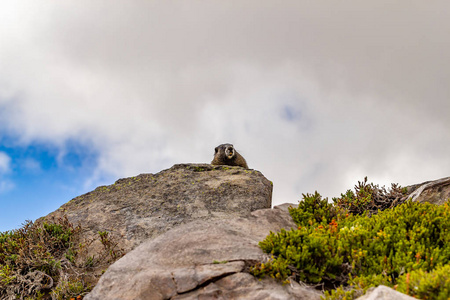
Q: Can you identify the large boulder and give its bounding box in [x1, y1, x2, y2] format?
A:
[85, 205, 322, 300]
[42, 164, 272, 253]
[406, 176, 450, 205]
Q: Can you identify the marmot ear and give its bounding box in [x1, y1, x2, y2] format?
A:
[215, 147, 218, 153]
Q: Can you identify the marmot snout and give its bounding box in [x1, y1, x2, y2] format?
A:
[211, 143, 248, 169]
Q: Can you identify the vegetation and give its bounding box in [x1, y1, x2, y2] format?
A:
[0, 216, 124, 300]
[251, 178, 450, 299]
[333, 177, 406, 216]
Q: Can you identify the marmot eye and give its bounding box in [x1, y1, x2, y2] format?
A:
[215, 147, 218, 153]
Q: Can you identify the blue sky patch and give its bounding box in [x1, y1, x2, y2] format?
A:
[281, 104, 303, 122]
[0, 138, 101, 231]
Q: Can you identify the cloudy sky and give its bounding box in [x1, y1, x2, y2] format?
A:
[1, 1, 449, 231]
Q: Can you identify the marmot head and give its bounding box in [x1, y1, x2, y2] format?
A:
[215, 143, 236, 160]
[212, 143, 248, 168]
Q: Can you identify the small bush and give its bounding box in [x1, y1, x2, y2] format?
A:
[289, 191, 339, 227]
[0, 217, 79, 299]
[333, 177, 406, 216]
[0, 216, 124, 300]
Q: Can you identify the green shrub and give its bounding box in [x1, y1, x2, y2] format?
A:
[251, 178, 450, 300]
[0, 216, 124, 300]
[396, 265, 450, 300]
[289, 191, 339, 227]
[256, 225, 345, 284]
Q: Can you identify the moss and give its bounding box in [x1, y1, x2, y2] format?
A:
[212, 260, 228, 264]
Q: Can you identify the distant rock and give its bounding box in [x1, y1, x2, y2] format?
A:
[406, 176, 450, 205]
[85, 205, 322, 300]
[355, 285, 416, 300]
[42, 164, 272, 253]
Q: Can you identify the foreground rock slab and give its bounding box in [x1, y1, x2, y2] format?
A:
[356, 285, 416, 300]
[85, 206, 322, 300]
[42, 164, 272, 253]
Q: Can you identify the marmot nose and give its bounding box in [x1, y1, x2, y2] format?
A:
[227, 147, 233, 152]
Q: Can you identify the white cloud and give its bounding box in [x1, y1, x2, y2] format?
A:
[0, 180, 14, 194]
[0, 152, 11, 174]
[0, 152, 13, 194]
[0, 1, 449, 203]
[21, 158, 41, 173]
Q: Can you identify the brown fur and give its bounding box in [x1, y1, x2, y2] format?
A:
[211, 143, 248, 169]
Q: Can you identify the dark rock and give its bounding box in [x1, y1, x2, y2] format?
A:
[85, 208, 322, 300]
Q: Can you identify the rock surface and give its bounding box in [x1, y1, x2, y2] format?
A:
[355, 285, 416, 300]
[41, 164, 272, 253]
[85, 205, 322, 300]
[406, 176, 450, 205]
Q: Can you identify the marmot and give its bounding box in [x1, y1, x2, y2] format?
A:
[211, 143, 248, 169]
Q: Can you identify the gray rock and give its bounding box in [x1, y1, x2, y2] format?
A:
[41, 164, 272, 253]
[85, 208, 322, 300]
[406, 176, 450, 205]
[355, 285, 416, 300]
[273, 202, 298, 213]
